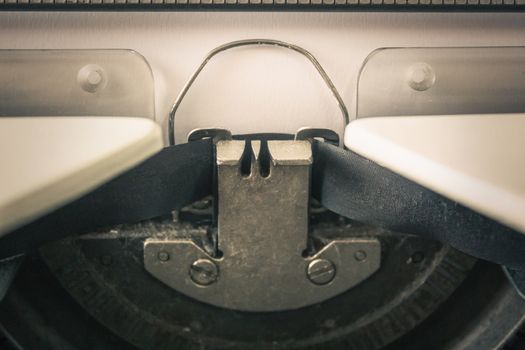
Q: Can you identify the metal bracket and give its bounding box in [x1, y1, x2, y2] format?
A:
[144, 139, 380, 312]
[295, 127, 340, 146]
[187, 128, 233, 143]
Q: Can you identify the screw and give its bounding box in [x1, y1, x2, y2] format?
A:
[354, 250, 367, 262]
[307, 259, 336, 285]
[158, 251, 170, 262]
[190, 259, 218, 286]
[407, 62, 436, 92]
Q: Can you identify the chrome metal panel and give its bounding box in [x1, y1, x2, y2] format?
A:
[144, 139, 381, 312]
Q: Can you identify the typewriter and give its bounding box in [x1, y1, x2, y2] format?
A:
[0, 6, 525, 350]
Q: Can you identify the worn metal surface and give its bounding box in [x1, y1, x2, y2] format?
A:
[145, 140, 380, 311]
[0, 12, 524, 350]
[31, 212, 475, 349]
[187, 128, 233, 142]
[0, 50, 155, 120]
[307, 258, 336, 285]
[295, 127, 340, 146]
[357, 47, 525, 119]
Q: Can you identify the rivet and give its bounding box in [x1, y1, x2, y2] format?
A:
[407, 62, 436, 92]
[77, 64, 107, 93]
[158, 251, 170, 262]
[354, 250, 367, 262]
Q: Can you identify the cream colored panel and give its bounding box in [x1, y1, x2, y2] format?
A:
[0, 117, 162, 236]
[345, 114, 525, 233]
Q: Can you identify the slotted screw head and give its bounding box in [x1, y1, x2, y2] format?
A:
[190, 259, 218, 286]
[307, 258, 336, 285]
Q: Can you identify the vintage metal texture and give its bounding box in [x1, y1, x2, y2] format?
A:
[0, 50, 155, 120]
[12, 210, 475, 349]
[144, 140, 380, 311]
[357, 47, 525, 119]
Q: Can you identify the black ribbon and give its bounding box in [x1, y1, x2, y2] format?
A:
[2, 136, 525, 270]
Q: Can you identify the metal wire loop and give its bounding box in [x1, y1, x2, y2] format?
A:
[168, 39, 349, 146]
